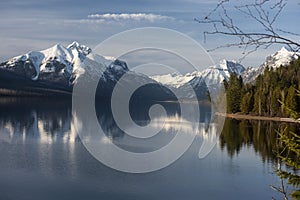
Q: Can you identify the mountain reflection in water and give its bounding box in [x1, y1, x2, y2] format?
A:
[0, 97, 297, 200]
[0, 97, 297, 161]
[0, 98, 216, 152]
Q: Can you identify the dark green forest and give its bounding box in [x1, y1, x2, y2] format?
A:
[225, 58, 300, 117]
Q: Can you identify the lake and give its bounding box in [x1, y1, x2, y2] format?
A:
[0, 97, 297, 200]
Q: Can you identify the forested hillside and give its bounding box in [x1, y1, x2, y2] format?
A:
[225, 58, 300, 117]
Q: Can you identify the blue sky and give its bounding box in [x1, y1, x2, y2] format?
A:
[0, 0, 299, 68]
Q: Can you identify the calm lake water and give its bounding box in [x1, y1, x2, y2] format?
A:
[0, 97, 297, 200]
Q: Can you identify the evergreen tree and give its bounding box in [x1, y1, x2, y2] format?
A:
[226, 73, 243, 113]
[225, 57, 300, 117]
[270, 87, 281, 116]
[240, 91, 254, 114]
[285, 86, 299, 118]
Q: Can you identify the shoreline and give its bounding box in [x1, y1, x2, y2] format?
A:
[224, 113, 299, 123]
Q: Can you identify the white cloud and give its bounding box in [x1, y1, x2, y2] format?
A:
[87, 13, 175, 22]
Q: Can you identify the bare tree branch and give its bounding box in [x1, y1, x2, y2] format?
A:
[195, 0, 300, 56]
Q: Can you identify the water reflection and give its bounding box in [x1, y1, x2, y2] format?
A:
[0, 97, 217, 176]
[1, 98, 298, 162]
[0, 98, 214, 141]
[0, 97, 294, 199]
[0, 98, 74, 144]
[220, 118, 299, 162]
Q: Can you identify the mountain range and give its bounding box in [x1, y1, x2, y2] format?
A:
[0, 42, 298, 99]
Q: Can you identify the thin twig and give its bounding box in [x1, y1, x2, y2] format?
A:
[195, 0, 300, 57]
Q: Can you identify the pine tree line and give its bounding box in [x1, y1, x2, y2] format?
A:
[225, 58, 300, 118]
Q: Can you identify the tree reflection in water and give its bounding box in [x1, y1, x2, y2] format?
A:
[220, 118, 300, 199]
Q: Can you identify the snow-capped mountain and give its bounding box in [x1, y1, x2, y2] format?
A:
[150, 59, 245, 100]
[0, 42, 194, 100]
[151, 59, 245, 89]
[1, 42, 298, 100]
[201, 59, 245, 87]
[242, 47, 300, 84]
[1, 41, 93, 83]
[0, 42, 133, 96]
[151, 71, 201, 88]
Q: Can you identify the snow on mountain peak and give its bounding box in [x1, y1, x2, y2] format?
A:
[1, 42, 112, 83]
[270, 47, 299, 68]
[200, 59, 244, 88]
[151, 59, 245, 89]
[67, 41, 92, 56]
[242, 47, 300, 84]
[217, 59, 245, 75]
[279, 46, 289, 53]
[151, 72, 199, 88]
[3, 42, 298, 97]
[42, 44, 73, 62]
